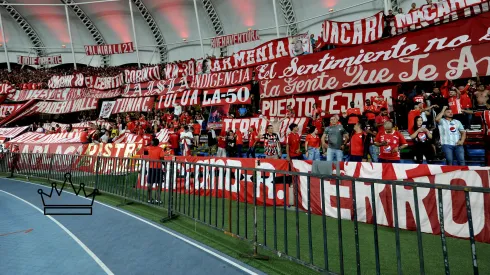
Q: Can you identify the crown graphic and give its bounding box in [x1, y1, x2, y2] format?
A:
[38, 172, 99, 215]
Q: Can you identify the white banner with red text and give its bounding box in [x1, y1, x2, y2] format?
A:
[17, 55, 62, 65]
[261, 86, 396, 117]
[322, 11, 384, 46]
[211, 29, 260, 48]
[136, 156, 290, 207]
[202, 84, 251, 107]
[122, 77, 190, 97]
[84, 42, 135, 55]
[223, 117, 309, 142]
[111, 97, 154, 114]
[156, 89, 200, 109]
[292, 160, 490, 244]
[99, 101, 116, 119]
[124, 65, 161, 84]
[0, 126, 28, 139]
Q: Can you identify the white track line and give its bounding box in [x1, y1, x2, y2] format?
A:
[0, 190, 114, 275]
[2, 179, 259, 275]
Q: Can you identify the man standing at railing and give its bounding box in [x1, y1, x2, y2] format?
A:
[144, 138, 165, 204]
[9, 144, 20, 176]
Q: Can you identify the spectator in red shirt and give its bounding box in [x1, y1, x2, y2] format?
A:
[235, 129, 244, 158]
[127, 118, 136, 133]
[364, 99, 377, 121]
[246, 127, 258, 158]
[192, 120, 201, 147]
[375, 107, 391, 132]
[349, 122, 366, 162]
[169, 129, 180, 155]
[217, 135, 227, 157]
[142, 129, 153, 146]
[80, 128, 89, 144]
[374, 121, 408, 163]
[407, 103, 438, 133]
[286, 123, 302, 160]
[408, 2, 418, 13]
[346, 101, 361, 132]
[305, 126, 321, 161]
[144, 138, 165, 204]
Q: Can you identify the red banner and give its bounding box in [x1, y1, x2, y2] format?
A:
[291, 160, 490, 244]
[85, 88, 121, 99]
[261, 86, 396, 117]
[112, 132, 144, 144]
[260, 43, 488, 98]
[191, 68, 252, 89]
[156, 89, 200, 109]
[85, 73, 124, 90]
[0, 104, 24, 118]
[208, 37, 292, 72]
[27, 98, 98, 114]
[164, 61, 196, 78]
[84, 42, 135, 55]
[137, 156, 290, 206]
[322, 11, 384, 46]
[394, 0, 488, 30]
[8, 88, 87, 101]
[17, 55, 62, 65]
[202, 84, 252, 107]
[211, 29, 260, 48]
[0, 126, 28, 138]
[256, 13, 490, 84]
[111, 97, 154, 114]
[122, 77, 190, 97]
[48, 74, 85, 89]
[223, 117, 309, 142]
[0, 84, 15, 95]
[124, 65, 161, 84]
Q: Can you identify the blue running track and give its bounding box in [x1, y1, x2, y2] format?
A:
[0, 178, 264, 275]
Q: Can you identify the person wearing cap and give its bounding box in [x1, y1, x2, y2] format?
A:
[246, 127, 258, 158]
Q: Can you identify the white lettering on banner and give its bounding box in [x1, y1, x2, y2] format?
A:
[0, 104, 23, 117]
[261, 87, 395, 116]
[17, 55, 63, 65]
[322, 12, 384, 45]
[223, 117, 308, 142]
[395, 0, 486, 29]
[164, 61, 195, 78]
[202, 85, 251, 107]
[112, 97, 154, 113]
[211, 30, 260, 48]
[8, 88, 90, 102]
[291, 160, 490, 242]
[48, 74, 85, 89]
[86, 74, 124, 90]
[192, 68, 252, 89]
[124, 65, 161, 84]
[209, 38, 291, 72]
[156, 90, 200, 109]
[30, 98, 98, 114]
[84, 42, 134, 55]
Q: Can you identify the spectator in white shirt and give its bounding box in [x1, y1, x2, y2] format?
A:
[100, 131, 110, 143]
[180, 126, 193, 155]
[174, 103, 182, 117]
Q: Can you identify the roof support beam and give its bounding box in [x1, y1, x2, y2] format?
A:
[131, 0, 168, 63]
[61, 0, 110, 66]
[201, 0, 226, 57]
[0, 0, 46, 57]
[279, 0, 298, 36]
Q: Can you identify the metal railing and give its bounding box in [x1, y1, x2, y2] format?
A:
[2, 152, 489, 274]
